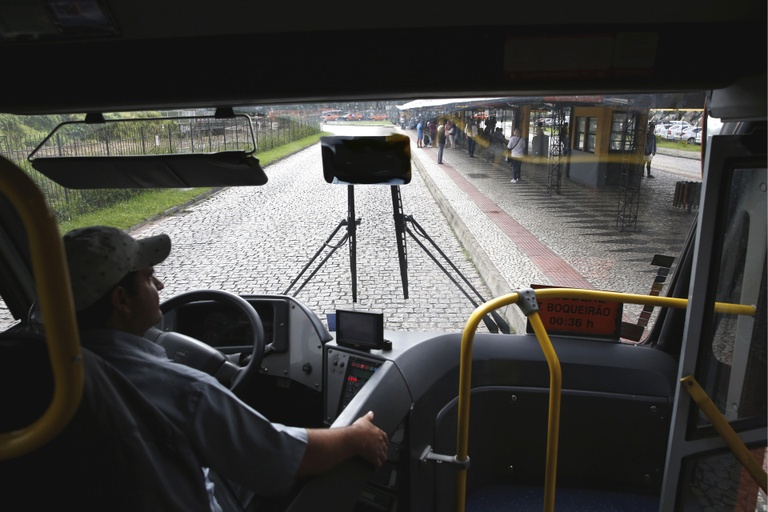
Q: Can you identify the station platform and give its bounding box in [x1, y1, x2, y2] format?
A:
[401, 128, 699, 336]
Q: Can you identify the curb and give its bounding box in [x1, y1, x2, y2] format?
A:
[657, 147, 701, 160]
[412, 156, 527, 334]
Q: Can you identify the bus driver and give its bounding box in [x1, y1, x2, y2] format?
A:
[62, 225, 389, 512]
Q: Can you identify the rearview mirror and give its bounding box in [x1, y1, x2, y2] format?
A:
[321, 135, 411, 185]
[27, 110, 267, 188]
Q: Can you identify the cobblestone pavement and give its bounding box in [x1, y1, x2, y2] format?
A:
[132, 126, 497, 334]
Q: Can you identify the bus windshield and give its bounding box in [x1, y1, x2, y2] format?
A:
[0, 3, 764, 510]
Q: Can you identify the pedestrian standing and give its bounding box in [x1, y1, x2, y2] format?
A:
[466, 118, 478, 157]
[446, 121, 456, 149]
[533, 122, 546, 157]
[428, 120, 436, 147]
[416, 119, 424, 148]
[644, 123, 657, 177]
[437, 122, 446, 164]
[559, 122, 569, 155]
[507, 127, 525, 183]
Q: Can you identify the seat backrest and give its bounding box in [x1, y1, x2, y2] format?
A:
[0, 331, 211, 511]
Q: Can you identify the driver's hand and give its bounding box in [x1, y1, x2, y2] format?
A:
[352, 411, 389, 468]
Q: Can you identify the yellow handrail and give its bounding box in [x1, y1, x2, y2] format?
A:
[526, 311, 562, 512]
[455, 287, 756, 512]
[0, 156, 84, 460]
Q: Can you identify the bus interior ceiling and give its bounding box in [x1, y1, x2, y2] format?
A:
[0, 1, 765, 112]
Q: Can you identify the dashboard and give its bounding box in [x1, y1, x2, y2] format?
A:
[160, 294, 333, 392]
[173, 299, 279, 348]
[163, 293, 394, 427]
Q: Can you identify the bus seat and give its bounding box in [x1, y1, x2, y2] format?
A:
[0, 331, 211, 511]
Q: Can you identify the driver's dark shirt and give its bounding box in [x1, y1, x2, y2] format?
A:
[81, 328, 308, 511]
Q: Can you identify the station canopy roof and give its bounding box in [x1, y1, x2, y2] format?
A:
[397, 97, 519, 111]
[397, 92, 705, 112]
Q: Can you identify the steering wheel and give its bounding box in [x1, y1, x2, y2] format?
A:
[145, 290, 266, 394]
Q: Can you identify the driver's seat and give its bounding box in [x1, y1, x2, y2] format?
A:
[0, 331, 212, 511]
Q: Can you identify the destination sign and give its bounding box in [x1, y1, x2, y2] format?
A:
[525, 284, 623, 340]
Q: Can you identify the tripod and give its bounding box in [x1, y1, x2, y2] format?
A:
[284, 185, 510, 334]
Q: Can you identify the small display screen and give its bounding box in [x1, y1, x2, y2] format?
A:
[336, 309, 385, 350]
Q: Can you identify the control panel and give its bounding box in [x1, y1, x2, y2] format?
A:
[324, 345, 403, 511]
[324, 347, 383, 425]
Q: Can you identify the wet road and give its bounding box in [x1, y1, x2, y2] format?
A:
[653, 151, 702, 178]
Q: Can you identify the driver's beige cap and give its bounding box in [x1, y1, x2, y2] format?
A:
[63, 226, 171, 311]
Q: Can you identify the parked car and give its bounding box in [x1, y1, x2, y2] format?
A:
[321, 110, 344, 122]
[681, 126, 702, 144]
[664, 121, 692, 140]
[654, 122, 671, 136]
[363, 112, 389, 121]
[695, 129, 702, 144]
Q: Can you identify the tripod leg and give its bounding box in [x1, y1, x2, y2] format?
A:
[391, 186, 409, 299]
[405, 216, 511, 334]
[283, 222, 348, 296]
[348, 185, 358, 302]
